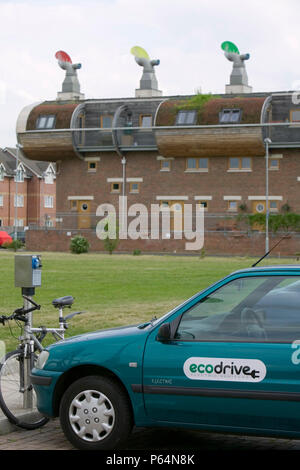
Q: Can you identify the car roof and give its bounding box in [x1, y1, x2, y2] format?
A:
[231, 265, 300, 276]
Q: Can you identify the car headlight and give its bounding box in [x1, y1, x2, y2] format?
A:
[35, 351, 49, 370]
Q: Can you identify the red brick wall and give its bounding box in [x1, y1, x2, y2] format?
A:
[25, 229, 300, 257]
[55, 149, 300, 220]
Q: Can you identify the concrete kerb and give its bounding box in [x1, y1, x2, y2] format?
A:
[0, 409, 44, 435]
[0, 413, 20, 435]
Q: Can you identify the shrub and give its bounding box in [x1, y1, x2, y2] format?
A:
[2, 240, 24, 251]
[133, 249, 141, 256]
[70, 235, 90, 254]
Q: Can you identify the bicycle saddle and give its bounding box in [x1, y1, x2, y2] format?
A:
[52, 296, 74, 308]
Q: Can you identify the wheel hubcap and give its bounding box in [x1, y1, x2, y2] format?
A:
[69, 389, 115, 442]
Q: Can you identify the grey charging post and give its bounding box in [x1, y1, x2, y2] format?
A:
[14, 254, 42, 408]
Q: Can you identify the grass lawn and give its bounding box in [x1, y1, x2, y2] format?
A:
[0, 250, 296, 352]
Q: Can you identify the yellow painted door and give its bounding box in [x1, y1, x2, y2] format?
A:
[78, 200, 91, 229]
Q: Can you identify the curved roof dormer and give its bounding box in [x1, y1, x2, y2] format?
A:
[16, 101, 82, 161]
[154, 95, 269, 157]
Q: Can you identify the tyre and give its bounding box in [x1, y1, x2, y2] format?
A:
[0, 349, 49, 430]
[59, 375, 133, 450]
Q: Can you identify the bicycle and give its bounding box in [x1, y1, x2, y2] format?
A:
[0, 294, 84, 430]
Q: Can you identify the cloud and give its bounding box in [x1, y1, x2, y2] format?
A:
[0, 0, 299, 145]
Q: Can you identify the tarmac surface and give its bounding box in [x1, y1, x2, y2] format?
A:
[1, 416, 300, 451]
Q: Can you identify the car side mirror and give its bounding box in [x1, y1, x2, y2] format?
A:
[157, 322, 171, 342]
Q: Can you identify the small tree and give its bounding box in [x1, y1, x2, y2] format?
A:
[103, 222, 119, 255]
[70, 235, 90, 254]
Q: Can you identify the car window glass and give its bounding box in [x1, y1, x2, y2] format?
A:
[175, 276, 300, 343]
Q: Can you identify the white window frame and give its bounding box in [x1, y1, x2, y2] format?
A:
[14, 194, 24, 207]
[14, 218, 24, 227]
[44, 195, 54, 208]
[0, 194, 3, 207]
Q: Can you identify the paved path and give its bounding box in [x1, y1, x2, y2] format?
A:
[1, 418, 300, 450]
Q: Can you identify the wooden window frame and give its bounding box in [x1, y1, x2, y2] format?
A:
[111, 182, 121, 193]
[290, 109, 300, 123]
[70, 200, 78, 211]
[88, 161, 97, 172]
[269, 158, 279, 170]
[197, 201, 209, 211]
[269, 201, 279, 212]
[139, 114, 152, 128]
[129, 182, 140, 193]
[227, 200, 238, 212]
[185, 157, 209, 172]
[160, 160, 171, 171]
[228, 157, 252, 171]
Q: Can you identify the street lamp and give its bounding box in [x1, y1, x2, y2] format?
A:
[14, 143, 23, 241]
[264, 137, 272, 253]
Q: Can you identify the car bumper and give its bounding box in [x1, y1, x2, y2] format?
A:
[30, 368, 62, 417]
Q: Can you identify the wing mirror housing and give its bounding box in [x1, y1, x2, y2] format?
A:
[157, 322, 172, 342]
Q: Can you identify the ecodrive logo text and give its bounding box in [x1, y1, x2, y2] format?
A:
[184, 357, 266, 383]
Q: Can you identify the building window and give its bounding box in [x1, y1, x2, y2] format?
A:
[0, 166, 4, 181]
[0, 195, 3, 206]
[176, 110, 197, 125]
[14, 194, 24, 207]
[139, 114, 152, 127]
[228, 157, 251, 171]
[228, 201, 238, 212]
[198, 201, 208, 211]
[44, 171, 54, 184]
[45, 218, 53, 227]
[186, 157, 208, 171]
[14, 218, 24, 227]
[269, 158, 279, 170]
[44, 195, 54, 208]
[70, 200, 77, 211]
[78, 113, 85, 145]
[36, 115, 56, 129]
[15, 165, 25, 182]
[111, 183, 121, 193]
[220, 109, 241, 124]
[160, 160, 171, 171]
[269, 201, 278, 212]
[100, 115, 113, 128]
[290, 110, 300, 122]
[88, 162, 97, 172]
[129, 182, 139, 193]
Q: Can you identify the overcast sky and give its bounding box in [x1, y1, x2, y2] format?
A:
[1, 0, 300, 146]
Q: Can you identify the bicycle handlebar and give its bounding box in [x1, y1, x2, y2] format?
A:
[0, 297, 41, 325]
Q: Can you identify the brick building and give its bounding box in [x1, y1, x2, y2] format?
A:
[0, 147, 56, 232]
[14, 47, 300, 253]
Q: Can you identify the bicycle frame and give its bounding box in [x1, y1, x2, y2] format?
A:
[20, 298, 68, 408]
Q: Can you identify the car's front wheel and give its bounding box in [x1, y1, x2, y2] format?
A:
[59, 375, 133, 450]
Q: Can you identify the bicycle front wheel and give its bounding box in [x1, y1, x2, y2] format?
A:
[0, 349, 49, 429]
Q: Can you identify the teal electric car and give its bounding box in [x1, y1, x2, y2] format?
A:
[31, 265, 300, 450]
